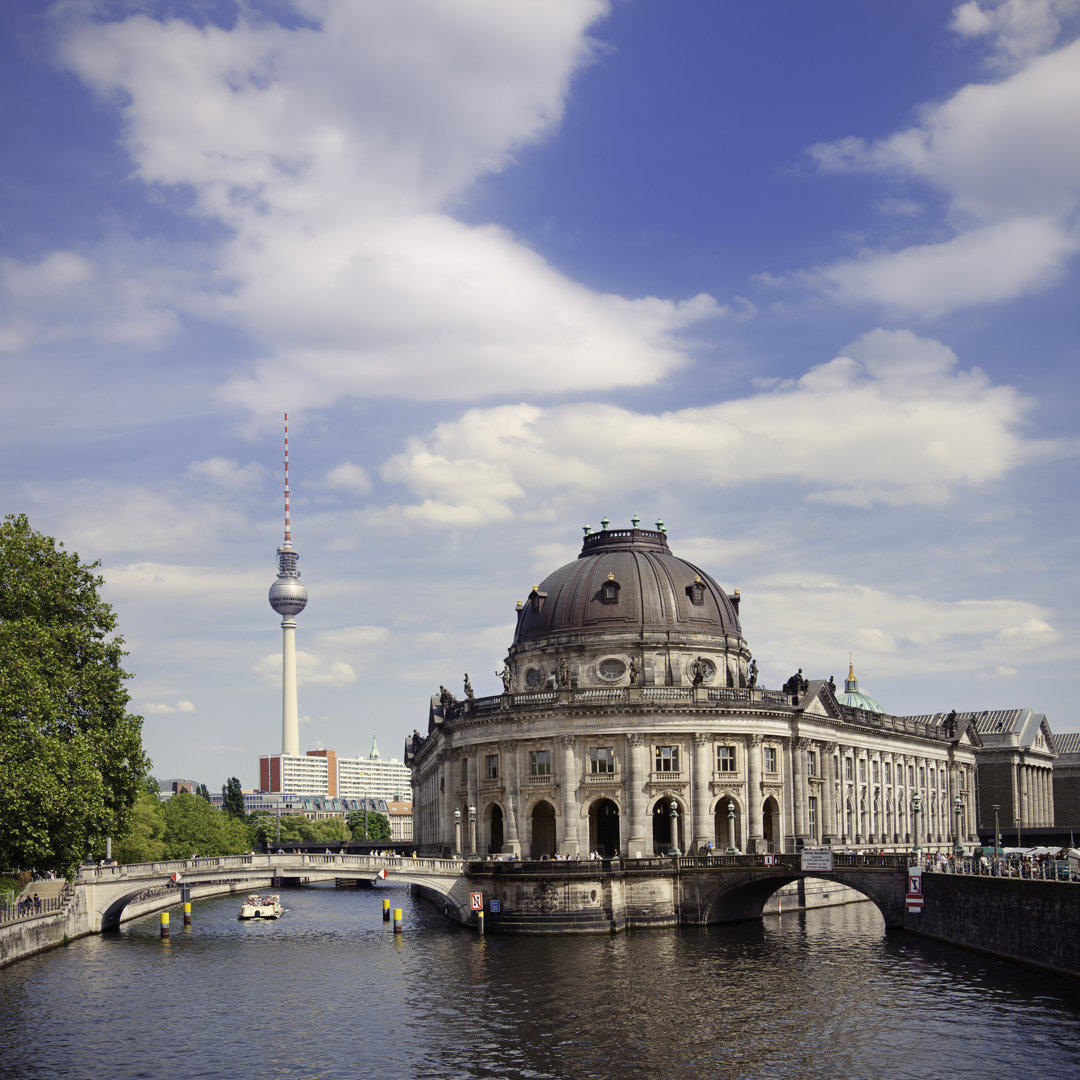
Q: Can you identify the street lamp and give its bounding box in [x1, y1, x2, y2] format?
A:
[911, 793, 922, 860]
[992, 803, 1001, 863]
[468, 804, 477, 860]
[953, 795, 964, 857]
[669, 799, 681, 857]
[726, 800, 737, 854]
[453, 808, 462, 859]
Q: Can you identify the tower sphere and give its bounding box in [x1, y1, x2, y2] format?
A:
[269, 574, 308, 617]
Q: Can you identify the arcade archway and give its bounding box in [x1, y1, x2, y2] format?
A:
[588, 798, 620, 857]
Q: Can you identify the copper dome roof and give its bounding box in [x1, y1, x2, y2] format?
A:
[512, 526, 743, 646]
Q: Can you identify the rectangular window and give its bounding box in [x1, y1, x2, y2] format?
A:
[908, 765, 914, 786]
[529, 749, 551, 777]
[485, 754, 499, 781]
[845, 758, 854, 781]
[718, 745, 737, 773]
[919, 767, 925, 788]
[884, 762, 892, 784]
[872, 760, 879, 783]
[655, 745, 680, 772]
[808, 796, 818, 840]
[763, 746, 777, 774]
[590, 747, 615, 774]
[807, 749, 818, 777]
[858, 759, 866, 782]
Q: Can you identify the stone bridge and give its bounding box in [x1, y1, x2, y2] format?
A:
[76, 852, 470, 931]
[463, 852, 911, 932]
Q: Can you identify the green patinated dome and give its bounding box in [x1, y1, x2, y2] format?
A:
[836, 659, 884, 713]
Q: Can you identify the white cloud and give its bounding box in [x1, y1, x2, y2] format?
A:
[254, 649, 357, 686]
[105, 562, 267, 604]
[143, 699, 196, 714]
[990, 617, 1062, 647]
[325, 463, 373, 495]
[186, 458, 266, 490]
[50, 1, 723, 409]
[798, 32, 1080, 315]
[951, 0, 1080, 67]
[374, 331, 1075, 522]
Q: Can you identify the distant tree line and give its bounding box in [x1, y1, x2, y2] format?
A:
[111, 778, 393, 862]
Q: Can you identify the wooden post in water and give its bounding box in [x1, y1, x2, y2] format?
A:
[383, 898, 391, 922]
[477, 909, 484, 936]
[393, 907, 403, 934]
[160, 912, 169, 938]
[183, 901, 192, 926]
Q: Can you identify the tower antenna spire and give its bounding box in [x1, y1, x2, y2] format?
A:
[283, 411, 291, 547]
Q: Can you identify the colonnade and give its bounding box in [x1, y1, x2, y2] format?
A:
[412, 727, 977, 858]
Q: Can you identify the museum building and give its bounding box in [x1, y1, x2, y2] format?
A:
[406, 521, 982, 859]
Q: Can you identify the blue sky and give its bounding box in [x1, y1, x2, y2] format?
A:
[3, 0, 1078, 791]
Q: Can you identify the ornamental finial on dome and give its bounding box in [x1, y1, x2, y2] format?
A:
[631, 514, 640, 528]
[583, 522, 591, 536]
[601, 516, 610, 530]
[655, 518, 665, 533]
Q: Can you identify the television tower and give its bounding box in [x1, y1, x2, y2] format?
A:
[268, 412, 308, 756]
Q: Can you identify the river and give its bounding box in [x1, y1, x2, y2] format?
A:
[2, 885, 1079, 1079]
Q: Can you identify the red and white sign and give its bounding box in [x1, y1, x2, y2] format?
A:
[470, 892, 483, 910]
[170, 872, 182, 883]
[763, 854, 775, 866]
[377, 868, 389, 879]
[906, 866, 923, 913]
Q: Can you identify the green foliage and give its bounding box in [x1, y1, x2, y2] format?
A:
[310, 818, 351, 844]
[221, 776, 245, 818]
[113, 788, 166, 864]
[161, 791, 252, 858]
[0, 514, 150, 876]
[195, 783, 211, 801]
[275, 814, 316, 845]
[349, 809, 391, 841]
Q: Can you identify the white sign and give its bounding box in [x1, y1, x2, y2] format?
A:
[470, 891, 483, 910]
[801, 849, 834, 873]
[906, 866, 923, 912]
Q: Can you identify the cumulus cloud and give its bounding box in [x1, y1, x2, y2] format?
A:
[797, 29, 1080, 316]
[254, 649, 356, 686]
[951, 0, 1080, 67]
[143, 699, 196, 714]
[374, 330, 1074, 523]
[990, 617, 1062, 647]
[50, 0, 722, 408]
[325, 463, 373, 495]
[186, 457, 266, 490]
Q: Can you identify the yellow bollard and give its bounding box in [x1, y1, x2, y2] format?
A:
[393, 907, 403, 934]
[477, 909, 484, 936]
[160, 912, 170, 938]
[183, 901, 192, 926]
[383, 898, 391, 922]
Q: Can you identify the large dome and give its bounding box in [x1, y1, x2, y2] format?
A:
[514, 524, 742, 645]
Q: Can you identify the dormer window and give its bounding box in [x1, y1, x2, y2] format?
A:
[687, 575, 706, 606]
[600, 573, 620, 605]
[528, 586, 547, 613]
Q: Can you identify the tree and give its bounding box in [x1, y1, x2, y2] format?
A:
[0, 514, 149, 875]
[221, 776, 245, 818]
[349, 809, 391, 841]
[161, 791, 251, 858]
[114, 788, 166, 864]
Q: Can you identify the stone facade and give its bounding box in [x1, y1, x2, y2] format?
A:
[1052, 732, 1080, 828]
[408, 524, 983, 859]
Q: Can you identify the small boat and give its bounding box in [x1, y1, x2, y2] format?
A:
[239, 894, 283, 920]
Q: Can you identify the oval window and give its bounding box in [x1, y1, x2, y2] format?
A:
[597, 658, 626, 682]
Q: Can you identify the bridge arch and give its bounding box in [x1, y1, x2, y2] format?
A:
[694, 867, 905, 928]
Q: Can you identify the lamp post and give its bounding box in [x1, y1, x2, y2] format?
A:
[669, 799, 681, 857]
[468, 805, 477, 860]
[953, 795, 964, 857]
[726, 800, 737, 854]
[992, 803, 1001, 863]
[453, 809, 462, 859]
[911, 793, 922, 860]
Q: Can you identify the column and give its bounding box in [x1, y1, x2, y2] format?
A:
[501, 739, 521, 856]
[693, 733, 712, 853]
[792, 738, 807, 846]
[626, 733, 647, 858]
[822, 742, 838, 846]
[559, 734, 580, 856]
[746, 735, 763, 853]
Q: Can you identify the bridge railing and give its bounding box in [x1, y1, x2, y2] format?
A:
[0, 884, 73, 925]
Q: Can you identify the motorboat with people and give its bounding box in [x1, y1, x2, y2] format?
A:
[239, 893, 283, 919]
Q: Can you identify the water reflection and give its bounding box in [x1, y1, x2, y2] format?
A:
[0, 886, 1078, 1080]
